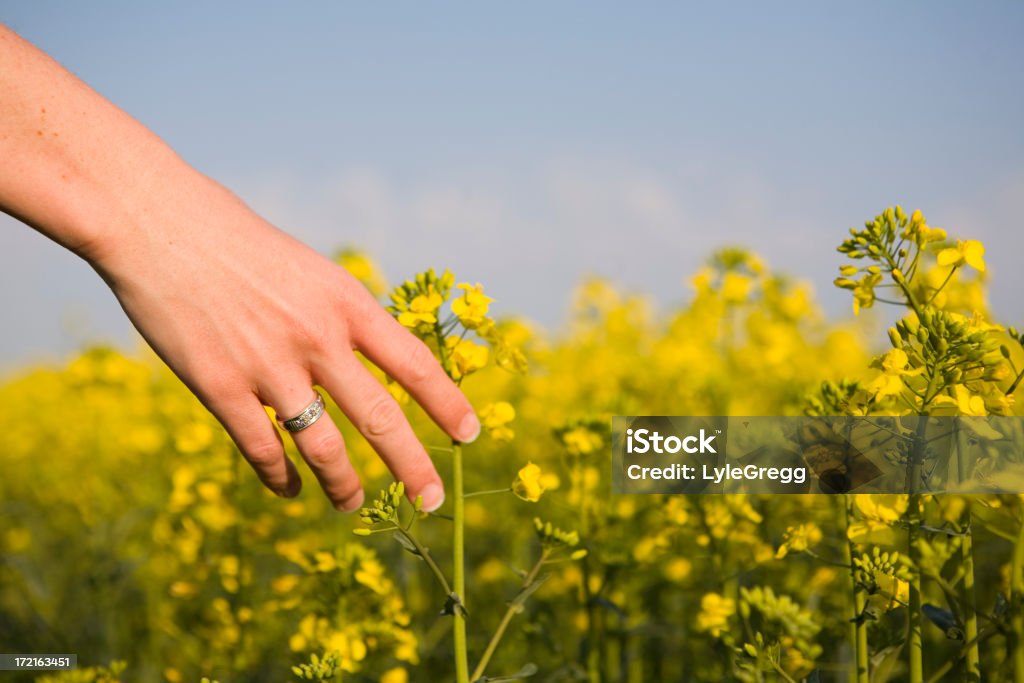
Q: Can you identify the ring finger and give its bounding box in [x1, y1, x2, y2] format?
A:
[262, 378, 364, 511]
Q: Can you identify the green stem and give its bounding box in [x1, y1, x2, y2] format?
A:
[1011, 507, 1024, 683]
[844, 496, 869, 683]
[907, 419, 928, 683]
[954, 426, 981, 680]
[463, 487, 512, 499]
[395, 527, 453, 596]
[453, 440, 470, 683]
[925, 629, 994, 683]
[924, 266, 958, 306]
[470, 550, 549, 681]
[908, 493, 924, 683]
[769, 658, 798, 683]
[882, 251, 924, 319]
[960, 518, 981, 680]
[1007, 367, 1024, 396]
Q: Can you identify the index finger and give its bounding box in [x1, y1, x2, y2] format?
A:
[352, 307, 480, 443]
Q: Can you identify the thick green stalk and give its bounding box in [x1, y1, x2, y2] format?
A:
[954, 428, 980, 680]
[959, 520, 980, 680]
[573, 460, 601, 683]
[907, 492, 924, 683]
[1012, 507, 1024, 683]
[453, 441, 469, 683]
[906, 418, 928, 683]
[844, 496, 869, 683]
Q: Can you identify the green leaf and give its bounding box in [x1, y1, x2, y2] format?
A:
[474, 662, 539, 682]
[869, 643, 904, 683]
[510, 573, 549, 607]
[393, 531, 422, 558]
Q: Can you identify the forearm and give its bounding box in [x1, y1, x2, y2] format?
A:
[0, 24, 212, 265]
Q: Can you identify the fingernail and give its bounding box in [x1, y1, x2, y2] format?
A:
[336, 488, 365, 513]
[458, 413, 481, 444]
[419, 483, 445, 512]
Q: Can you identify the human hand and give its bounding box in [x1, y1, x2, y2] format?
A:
[89, 175, 479, 512]
[0, 24, 479, 511]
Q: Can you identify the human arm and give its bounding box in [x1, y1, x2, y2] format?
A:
[0, 24, 479, 511]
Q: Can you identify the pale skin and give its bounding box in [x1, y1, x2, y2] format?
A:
[0, 24, 479, 512]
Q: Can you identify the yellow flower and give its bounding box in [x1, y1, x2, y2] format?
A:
[445, 337, 489, 380]
[954, 384, 987, 416]
[479, 401, 515, 442]
[380, 668, 408, 683]
[385, 379, 410, 405]
[664, 557, 692, 583]
[562, 426, 603, 455]
[856, 494, 908, 522]
[721, 272, 752, 304]
[852, 272, 883, 315]
[866, 348, 923, 399]
[691, 267, 714, 293]
[696, 593, 735, 637]
[337, 249, 389, 297]
[872, 570, 910, 609]
[937, 239, 986, 272]
[451, 282, 494, 329]
[397, 291, 443, 329]
[512, 463, 545, 502]
[846, 519, 899, 546]
[775, 523, 823, 559]
[272, 574, 301, 593]
[174, 421, 214, 454]
[313, 551, 338, 573]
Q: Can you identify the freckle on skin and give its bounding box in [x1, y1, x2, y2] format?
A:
[36, 130, 43, 136]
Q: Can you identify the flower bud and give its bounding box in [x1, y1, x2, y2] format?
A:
[889, 328, 902, 348]
[985, 364, 1010, 381]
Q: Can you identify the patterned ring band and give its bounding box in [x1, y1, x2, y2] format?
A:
[277, 392, 326, 433]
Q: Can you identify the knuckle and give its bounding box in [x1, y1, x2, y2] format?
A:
[365, 397, 404, 437]
[245, 440, 283, 469]
[303, 430, 344, 467]
[404, 342, 436, 385]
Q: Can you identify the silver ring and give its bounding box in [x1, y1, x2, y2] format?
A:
[277, 392, 326, 432]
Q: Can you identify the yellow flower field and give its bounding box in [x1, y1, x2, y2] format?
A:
[3, 207, 1024, 682]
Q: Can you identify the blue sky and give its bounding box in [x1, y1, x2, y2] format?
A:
[2, 3, 1023, 368]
